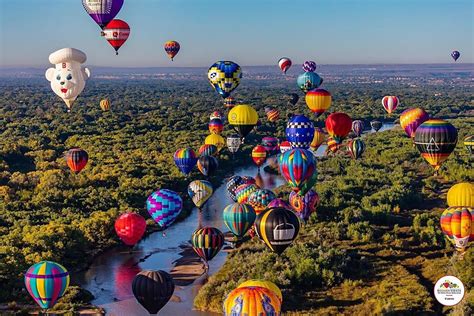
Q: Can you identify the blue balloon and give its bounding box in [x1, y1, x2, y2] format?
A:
[286, 115, 315, 149]
[296, 72, 323, 93]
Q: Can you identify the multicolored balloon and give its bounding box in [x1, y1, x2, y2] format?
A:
[210, 111, 223, 121]
[279, 141, 292, 154]
[265, 107, 280, 122]
[347, 139, 365, 160]
[305, 89, 331, 117]
[414, 119, 458, 172]
[370, 120, 382, 132]
[197, 155, 219, 176]
[278, 57, 292, 74]
[146, 189, 183, 229]
[235, 183, 258, 204]
[174, 148, 198, 176]
[286, 115, 315, 149]
[207, 61, 242, 98]
[115, 213, 147, 246]
[226, 176, 243, 201]
[279, 148, 317, 195]
[447, 183, 474, 208]
[82, 0, 124, 29]
[208, 118, 224, 134]
[381, 96, 399, 115]
[255, 207, 300, 254]
[25, 261, 69, 309]
[451, 50, 461, 61]
[302, 60, 317, 72]
[199, 144, 218, 157]
[352, 120, 364, 137]
[399, 108, 429, 139]
[188, 180, 213, 208]
[262, 137, 279, 154]
[227, 134, 242, 154]
[237, 280, 282, 303]
[464, 135, 474, 155]
[252, 145, 267, 168]
[132, 270, 175, 314]
[228, 104, 259, 139]
[100, 98, 110, 111]
[289, 189, 319, 222]
[267, 198, 291, 210]
[440, 207, 473, 251]
[102, 19, 130, 55]
[248, 189, 277, 214]
[204, 134, 225, 152]
[191, 227, 224, 261]
[223, 286, 281, 316]
[325, 112, 352, 144]
[66, 147, 88, 174]
[310, 127, 326, 152]
[297, 72, 323, 93]
[164, 41, 180, 60]
[326, 137, 339, 153]
[224, 97, 236, 108]
[223, 203, 256, 238]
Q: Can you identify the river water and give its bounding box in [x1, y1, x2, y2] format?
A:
[76, 123, 393, 316]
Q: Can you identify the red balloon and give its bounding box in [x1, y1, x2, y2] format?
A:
[115, 213, 147, 246]
[65, 148, 88, 174]
[252, 145, 267, 167]
[325, 112, 352, 144]
[102, 19, 130, 55]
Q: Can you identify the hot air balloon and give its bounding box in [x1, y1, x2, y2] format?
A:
[199, 144, 218, 157]
[286, 115, 315, 149]
[305, 89, 331, 117]
[191, 227, 224, 262]
[237, 280, 282, 303]
[248, 189, 277, 214]
[207, 61, 242, 98]
[463, 135, 473, 155]
[100, 98, 110, 111]
[325, 112, 352, 144]
[132, 270, 175, 314]
[268, 198, 291, 210]
[227, 134, 241, 154]
[347, 139, 365, 160]
[414, 119, 458, 172]
[297, 72, 323, 93]
[255, 207, 300, 254]
[370, 120, 382, 132]
[223, 203, 256, 238]
[265, 107, 280, 122]
[451, 50, 460, 61]
[188, 180, 213, 209]
[45, 48, 91, 111]
[252, 145, 267, 168]
[279, 148, 317, 195]
[310, 127, 326, 152]
[114, 213, 147, 246]
[223, 286, 281, 316]
[288, 93, 299, 106]
[164, 41, 180, 60]
[235, 183, 258, 204]
[262, 137, 279, 154]
[197, 155, 219, 176]
[208, 118, 224, 135]
[279, 141, 292, 153]
[440, 207, 473, 251]
[289, 189, 319, 222]
[278, 57, 292, 74]
[65, 148, 88, 174]
[146, 189, 183, 229]
[447, 183, 474, 208]
[210, 111, 223, 121]
[224, 97, 236, 108]
[205, 134, 225, 152]
[400, 108, 429, 139]
[174, 148, 198, 176]
[326, 137, 339, 153]
[302, 60, 317, 72]
[381, 96, 399, 115]
[226, 176, 244, 202]
[228, 104, 259, 139]
[102, 19, 130, 55]
[82, 0, 124, 29]
[352, 120, 364, 137]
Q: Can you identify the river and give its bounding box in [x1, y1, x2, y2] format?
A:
[76, 123, 394, 315]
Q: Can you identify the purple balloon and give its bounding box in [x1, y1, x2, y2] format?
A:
[289, 190, 319, 222]
[302, 60, 317, 72]
[82, 0, 124, 29]
[267, 198, 291, 210]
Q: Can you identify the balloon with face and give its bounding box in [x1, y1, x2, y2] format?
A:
[45, 48, 91, 112]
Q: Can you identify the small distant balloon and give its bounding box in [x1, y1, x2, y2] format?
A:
[164, 41, 180, 60]
[278, 57, 292, 74]
[451, 50, 460, 61]
[302, 60, 317, 72]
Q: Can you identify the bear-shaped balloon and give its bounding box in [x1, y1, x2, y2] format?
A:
[45, 48, 90, 112]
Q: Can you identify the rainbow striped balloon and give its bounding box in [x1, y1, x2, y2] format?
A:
[173, 148, 198, 176]
[223, 203, 256, 237]
[191, 227, 224, 261]
[440, 207, 474, 250]
[400, 108, 429, 138]
[25, 261, 69, 309]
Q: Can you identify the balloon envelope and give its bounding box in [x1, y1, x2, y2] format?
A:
[102, 19, 130, 55]
[279, 148, 317, 195]
[114, 213, 147, 246]
[188, 180, 213, 208]
[174, 148, 198, 175]
[278, 57, 292, 74]
[451, 50, 460, 61]
[164, 41, 180, 60]
[228, 104, 259, 138]
[447, 183, 474, 208]
[197, 155, 219, 176]
[224, 286, 281, 316]
[305, 89, 331, 117]
[302, 60, 317, 72]
[191, 227, 224, 261]
[400, 108, 429, 138]
[325, 112, 352, 144]
[146, 189, 183, 229]
[347, 139, 366, 160]
[223, 203, 256, 237]
[440, 207, 473, 250]
[286, 115, 315, 149]
[381, 96, 399, 115]
[66, 148, 88, 174]
[297, 72, 323, 93]
[207, 61, 242, 98]
[252, 145, 267, 167]
[82, 0, 124, 29]
[132, 270, 175, 314]
[352, 120, 364, 137]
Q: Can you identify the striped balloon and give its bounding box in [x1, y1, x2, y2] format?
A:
[191, 227, 224, 261]
[223, 203, 256, 237]
[224, 286, 281, 316]
[381, 96, 399, 115]
[197, 155, 219, 176]
[400, 108, 429, 138]
[347, 139, 365, 160]
[252, 145, 267, 167]
[278, 57, 292, 74]
[164, 40, 180, 60]
[65, 148, 88, 174]
[209, 118, 224, 134]
[327, 137, 339, 153]
[188, 180, 213, 208]
[25, 261, 69, 309]
[248, 189, 277, 214]
[235, 183, 258, 204]
[440, 207, 473, 250]
[224, 97, 236, 108]
[289, 189, 319, 222]
[305, 89, 331, 117]
[464, 135, 473, 155]
[100, 99, 110, 111]
[302, 60, 317, 72]
[310, 127, 326, 152]
[265, 108, 280, 122]
[199, 144, 218, 157]
[278, 148, 317, 195]
[173, 148, 198, 176]
[352, 120, 365, 137]
[262, 137, 279, 153]
[237, 280, 282, 303]
[414, 119, 458, 171]
[146, 189, 183, 229]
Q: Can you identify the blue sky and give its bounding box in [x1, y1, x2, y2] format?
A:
[0, 0, 472, 67]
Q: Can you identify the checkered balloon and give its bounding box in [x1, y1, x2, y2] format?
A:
[286, 115, 315, 149]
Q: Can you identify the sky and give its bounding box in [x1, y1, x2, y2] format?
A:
[0, 0, 472, 67]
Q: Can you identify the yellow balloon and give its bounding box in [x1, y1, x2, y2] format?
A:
[228, 104, 258, 138]
[237, 279, 282, 303]
[447, 182, 474, 208]
[205, 134, 225, 152]
[310, 128, 326, 151]
[100, 99, 110, 111]
[223, 286, 281, 315]
[305, 89, 331, 117]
